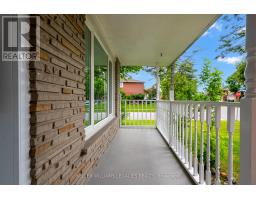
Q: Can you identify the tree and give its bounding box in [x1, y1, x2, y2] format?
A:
[199, 59, 223, 101]
[145, 85, 156, 100]
[120, 66, 143, 80]
[226, 60, 246, 92]
[144, 66, 161, 100]
[160, 59, 198, 100]
[216, 15, 246, 58]
[216, 15, 246, 94]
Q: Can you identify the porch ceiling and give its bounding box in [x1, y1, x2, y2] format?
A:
[88, 14, 219, 66]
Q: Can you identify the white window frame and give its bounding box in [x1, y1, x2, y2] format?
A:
[84, 20, 115, 140]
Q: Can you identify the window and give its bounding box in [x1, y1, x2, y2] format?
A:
[108, 61, 113, 114]
[94, 37, 108, 124]
[84, 26, 91, 127]
[84, 24, 114, 134]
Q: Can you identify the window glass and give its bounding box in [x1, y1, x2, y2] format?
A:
[84, 26, 91, 127]
[94, 37, 108, 124]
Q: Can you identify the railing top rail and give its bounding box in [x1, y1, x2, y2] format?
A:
[121, 99, 156, 102]
[157, 100, 240, 107]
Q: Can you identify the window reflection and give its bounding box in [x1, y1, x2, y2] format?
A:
[94, 37, 108, 124]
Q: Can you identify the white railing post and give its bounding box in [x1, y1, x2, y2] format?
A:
[227, 105, 235, 185]
[189, 104, 193, 170]
[124, 99, 126, 126]
[169, 102, 173, 147]
[179, 104, 182, 156]
[185, 104, 189, 164]
[176, 104, 179, 152]
[157, 100, 239, 185]
[193, 103, 199, 177]
[240, 14, 256, 185]
[206, 104, 212, 185]
[182, 104, 185, 161]
[215, 105, 221, 185]
[199, 104, 205, 184]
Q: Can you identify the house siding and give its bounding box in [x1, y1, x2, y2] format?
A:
[29, 14, 119, 184]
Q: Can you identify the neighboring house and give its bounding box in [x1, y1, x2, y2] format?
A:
[120, 79, 145, 95]
[222, 89, 243, 102]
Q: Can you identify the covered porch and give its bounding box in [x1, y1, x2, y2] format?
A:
[85, 14, 256, 185]
[1, 14, 256, 185]
[87, 128, 193, 185]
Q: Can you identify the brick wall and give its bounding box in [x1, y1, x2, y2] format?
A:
[29, 14, 119, 185]
[122, 82, 145, 95]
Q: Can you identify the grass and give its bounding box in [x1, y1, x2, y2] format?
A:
[121, 101, 156, 112]
[121, 119, 155, 126]
[88, 100, 241, 183]
[186, 120, 240, 183]
[121, 115, 240, 183]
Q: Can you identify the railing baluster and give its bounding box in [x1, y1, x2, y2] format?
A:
[189, 104, 193, 170]
[133, 100, 135, 126]
[137, 100, 139, 126]
[172, 104, 175, 149]
[193, 104, 198, 177]
[179, 104, 182, 156]
[150, 101, 152, 126]
[199, 104, 205, 184]
[206, 104, 212, 185]
[227, 105, 235, 185]
[215, 105, 221, 184]
[124, 100, 126, 126]
[185, 104, 189, 164]
[175, 104, 178, 152]
[182, 104, 185, 161]
[154, 100, 240, 185]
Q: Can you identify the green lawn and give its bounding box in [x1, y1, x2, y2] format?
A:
[121, 101, 156, 112]
[190, 120, 240, 184]
[120, 116, 240, 183]
[88, 100, 241, 183]
[121, 119, 155, 126]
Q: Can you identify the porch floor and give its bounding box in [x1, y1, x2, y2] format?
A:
[87, 128, 193, 185]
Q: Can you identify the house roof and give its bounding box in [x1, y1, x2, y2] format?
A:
[87, 14, 219, 66]
[120, 79, 144, 83]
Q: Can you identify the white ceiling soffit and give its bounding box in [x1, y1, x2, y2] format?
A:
[91, 14, 219, 66]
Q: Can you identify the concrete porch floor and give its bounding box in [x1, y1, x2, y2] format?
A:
[87, 128, 193, 185]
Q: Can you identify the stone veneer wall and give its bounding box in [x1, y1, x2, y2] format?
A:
[29, 14, 119, 185]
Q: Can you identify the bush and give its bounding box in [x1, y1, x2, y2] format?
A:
[125, 93, 145, 100]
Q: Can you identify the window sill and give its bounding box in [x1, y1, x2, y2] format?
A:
[84, 114, 115, 141]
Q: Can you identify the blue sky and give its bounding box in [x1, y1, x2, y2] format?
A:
[129, 15, 245, 90]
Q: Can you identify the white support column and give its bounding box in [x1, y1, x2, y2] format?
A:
[240, 14, 256, 185]
[156, 67, 160, 101]
[169, 65, 175, 101]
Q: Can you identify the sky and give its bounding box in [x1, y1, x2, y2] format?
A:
[129, 15, 246, 90]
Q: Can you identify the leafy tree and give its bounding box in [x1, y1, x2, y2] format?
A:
[216, 15, 246, 58]
[120, 66, 143, 79]
[144, 66, 161, 100]
[160, 59, 198, 100]
[199, 59, 223, 101]
[145, 85, 156, 100]
[226, 60, 246, 93]
[216, 15, 246, 93]
[199, 59, 211, 91]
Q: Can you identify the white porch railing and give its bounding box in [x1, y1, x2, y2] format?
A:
[156, 100, 240, 185]
[120, 99, 156, 127]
